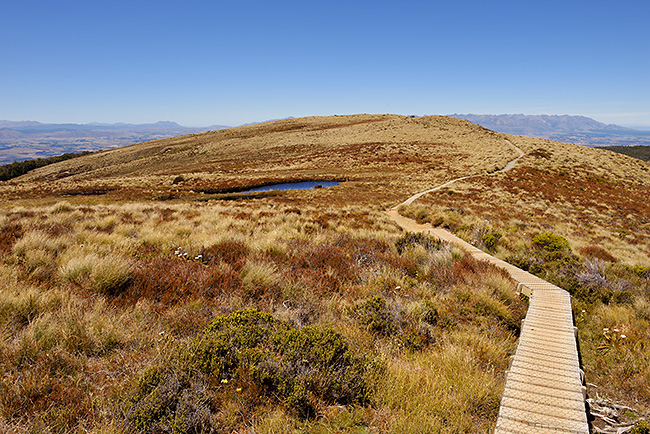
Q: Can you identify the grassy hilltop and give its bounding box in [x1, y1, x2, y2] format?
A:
[3, 114, 517, 204]
[0, 114, 649, 433]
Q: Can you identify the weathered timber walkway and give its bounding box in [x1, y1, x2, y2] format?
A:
[385, 141, 589, 433]
[387, 211, 589, 433]
[434, 228, 589, 433]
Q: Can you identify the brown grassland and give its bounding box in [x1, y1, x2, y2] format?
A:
[0, 114, 649, 433]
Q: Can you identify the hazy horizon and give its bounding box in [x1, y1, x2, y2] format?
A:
[2, 113, 649, 131]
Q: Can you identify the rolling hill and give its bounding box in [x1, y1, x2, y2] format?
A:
[2, 115, 518, 203]
[4, 113, 650, 264]
[1, 114, 649, 433]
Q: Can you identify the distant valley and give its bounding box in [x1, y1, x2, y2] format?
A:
[0, 120, 228, 165]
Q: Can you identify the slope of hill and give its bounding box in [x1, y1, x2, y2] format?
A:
[603, 145, 650, 161]
[451, 114, 650, 147]
[2, 114, 519, 204]
[1, 114, 649, 433]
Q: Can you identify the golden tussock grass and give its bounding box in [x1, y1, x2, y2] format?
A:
[0, 115, 521, 205]
[1, 114, 649, 431]
[0, 198, 527, 432]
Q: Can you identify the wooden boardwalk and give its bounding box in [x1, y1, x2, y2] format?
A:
[386, 210, 590, 433]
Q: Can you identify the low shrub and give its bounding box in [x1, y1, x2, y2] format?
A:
[395, 232, 442, 255]
[531, 232, 571, 254]
[0, 223, 22, 254]
[287, 240, 356, 294]
[125, 309, 374, 431]
[631, 420, 650, 434]
[200, 240, 249, 270]
[579, 245, 618, 263]
[128, 257, 240, 304]
[505, 251, 534, 271]
[127, 368, 212, 434]
[349, 296, 400, 336]
[480, 231, 502, 251]
[418, 299, 438, 325]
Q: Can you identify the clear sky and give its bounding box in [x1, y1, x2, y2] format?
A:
[1, 0, 649, 127]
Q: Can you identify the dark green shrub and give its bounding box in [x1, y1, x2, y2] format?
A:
[419, 299, 438, 325]
[0, 151, 93, 181]
[480, 232, 502, 251]
[505, 252, 533, 271]
[414, 208, 429, 224]
[125, 309, 373, 430]
[400, 301, 442, 351]
[631, 265, 650, 279]
[631, 420, 650, 434]
[128, 368, 211, 434]
[349, 296, 399, 336]
[398, 322, 434, 351]
[430, 215, 445, 226]
[506, 245, 590, 302]
[531, 232, 571, 254]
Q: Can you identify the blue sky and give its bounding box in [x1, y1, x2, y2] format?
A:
[1, 0, 649, 127]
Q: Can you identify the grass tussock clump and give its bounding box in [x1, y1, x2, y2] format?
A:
[91, 255, 133, 295]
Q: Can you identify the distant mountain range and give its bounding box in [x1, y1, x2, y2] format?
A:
[0, 121, 229, 165]
[449, 114, 650, 147]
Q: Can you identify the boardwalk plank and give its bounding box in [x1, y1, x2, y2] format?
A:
[387, 205, 589, 434]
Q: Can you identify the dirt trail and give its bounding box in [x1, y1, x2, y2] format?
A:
[386, 139, 524, 237]
[389, 139, 524, 212]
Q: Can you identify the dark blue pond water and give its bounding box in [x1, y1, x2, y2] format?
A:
[241, 181, 339, 193]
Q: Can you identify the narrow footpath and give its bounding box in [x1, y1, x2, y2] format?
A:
[386, 142, 590, 433]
